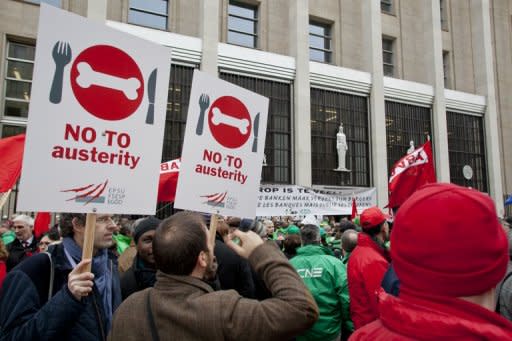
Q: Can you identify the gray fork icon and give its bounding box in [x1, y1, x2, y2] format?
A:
[50, 41, 72, 104]
[196, 94, 210, 135]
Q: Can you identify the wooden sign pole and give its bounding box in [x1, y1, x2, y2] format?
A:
[209, 213, 219, 249]
[81, 212, 96, 273]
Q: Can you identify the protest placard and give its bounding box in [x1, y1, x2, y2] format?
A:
[18, 4, 171, 215]
[175, 70, 269, 218]
[256, 185, 377, 216]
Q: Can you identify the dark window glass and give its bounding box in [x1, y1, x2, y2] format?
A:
[220, 73, 292, 184]
[382, 38, 394, 77]
[129, 0, 168, 30]
[447, 112, 487, 192]
[440, 0, 448, 30]
[228, 1, 258, 48]
[309, 22, 332, 63]
[385, 101, 432, 173]
[4, 42, 35, 118]
[311, 88, 370, 186]
[1, 124, 26, 138]
[443, 51, 450, 88]
[381, 0, 393, 13]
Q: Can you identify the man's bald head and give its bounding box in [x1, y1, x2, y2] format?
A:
[341, 229, 358, 254]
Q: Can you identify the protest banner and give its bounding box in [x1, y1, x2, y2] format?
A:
[157, 158, 180, 203]
[174, 70, 269, 219]
[256, 185, 376, 216]
[17, 5, 171, 215]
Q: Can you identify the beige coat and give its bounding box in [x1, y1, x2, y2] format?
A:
[108, 243, 319, 340]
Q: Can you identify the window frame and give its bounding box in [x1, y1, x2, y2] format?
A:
[380, 0, 393, 14]
[309, 20, 332, 64]
[382, 37, 395, 77]
[227, 1, 259, 49]
[3, 40, 36, 120]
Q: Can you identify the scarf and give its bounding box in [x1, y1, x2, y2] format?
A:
[62, 237, 113, 331]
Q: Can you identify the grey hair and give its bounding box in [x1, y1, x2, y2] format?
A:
[301, 224, 321, 246]
[12, 214, 34, 227]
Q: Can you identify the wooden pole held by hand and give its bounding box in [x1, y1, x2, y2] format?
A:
[81, 213, 96, 273]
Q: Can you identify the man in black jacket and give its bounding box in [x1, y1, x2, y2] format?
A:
[120, 216, 160, 299]
[6, 214, 38, 271]
[0, 212, 121, 340]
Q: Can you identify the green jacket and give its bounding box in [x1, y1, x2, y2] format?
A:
[290, 245, 352, 341]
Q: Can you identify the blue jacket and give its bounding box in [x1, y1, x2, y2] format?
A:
[0, 243, 121, 340]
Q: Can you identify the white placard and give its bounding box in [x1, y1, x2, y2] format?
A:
[175, 70, 269, 218]
[256, 185, 377, 216]
[18, 4, 171, 214]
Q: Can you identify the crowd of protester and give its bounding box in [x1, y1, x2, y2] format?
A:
[0, 182, 511, 340]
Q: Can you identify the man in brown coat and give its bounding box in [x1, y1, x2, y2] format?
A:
[109, 211, 319, 340]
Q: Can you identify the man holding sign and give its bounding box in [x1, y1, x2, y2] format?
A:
[0, 212, 121, 340]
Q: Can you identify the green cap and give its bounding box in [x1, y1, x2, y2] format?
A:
[287, 225, 301, 235]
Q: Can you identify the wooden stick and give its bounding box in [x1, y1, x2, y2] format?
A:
[209, 214, 219, 248]
[0, 189, 12, 212]
[81, 213, 96, 273]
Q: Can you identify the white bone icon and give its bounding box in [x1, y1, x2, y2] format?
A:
[211, 107, 250, 134]
[76, 62, 141, 100]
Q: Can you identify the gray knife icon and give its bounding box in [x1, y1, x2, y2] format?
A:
[145, 68, 157, 124]
[252, 113, 260, 153]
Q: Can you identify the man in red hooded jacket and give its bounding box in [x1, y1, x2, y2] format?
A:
[347, 207, 390, 329]
[350, 183, 512, 340]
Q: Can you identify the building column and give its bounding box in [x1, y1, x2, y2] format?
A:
[200, 0, 219, 75]
[87, 0, 107, 22]
[470, 0, 504, 211]
[424, 1, 450, 182]
[289, 0, 311, 186]
[361, 0, 388, 208]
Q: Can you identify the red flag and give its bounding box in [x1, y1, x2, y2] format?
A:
[34, 212, 51, 238]
[388, 140, 436, 208]
[157, 158, 180, 203]
[351, 197, 358, 220]
[0, 134, 25, 192]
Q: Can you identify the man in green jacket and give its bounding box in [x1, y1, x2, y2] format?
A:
[290, 224, 353, 341]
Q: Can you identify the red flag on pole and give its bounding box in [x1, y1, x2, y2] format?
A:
[0, 134, 25, 192]
[388, 140, 436, 208]
[34, 212, 51, 239]
[157, 158, 180, 203]
[351, 196, 358, 220]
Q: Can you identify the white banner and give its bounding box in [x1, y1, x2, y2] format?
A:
[18, 5, 171, 214]
[256, 185, 377, 216]
[174, 70, 269, 218]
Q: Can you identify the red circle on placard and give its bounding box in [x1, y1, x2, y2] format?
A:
[208, 96, 252, 149]
[70, 45, 144, 121]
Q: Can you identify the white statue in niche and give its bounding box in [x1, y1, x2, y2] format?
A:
[407, 140, 415, 154]
[335, 123, 350, 172]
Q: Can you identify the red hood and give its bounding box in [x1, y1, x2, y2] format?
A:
[378, 291, 512, 340]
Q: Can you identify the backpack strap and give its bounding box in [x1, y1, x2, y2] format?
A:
[146, 290, 160, 341]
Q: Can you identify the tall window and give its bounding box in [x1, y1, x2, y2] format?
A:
[309, 21, 332, 63]
[443, 50, 451, 88]
[128, 0, 168, 30]
[447, 112, 487, 192]
[440, 0, 448, 31]
[311, 89, 370, 186]
[382, 37, 394, 77]
[220, 73, 292, 184]
[385, 101, 432, 172]
[228, 1, 258, 48]
[4, 41, 35, 119]
[381, 0, 393, 13]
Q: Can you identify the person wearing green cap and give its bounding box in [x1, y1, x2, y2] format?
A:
[287, 225, 301, 235]
[290, 224, 351, 340]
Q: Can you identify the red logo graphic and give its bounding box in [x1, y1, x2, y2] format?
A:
[61, 180, 109, 205]
[207, 96, 252, 149]
[201, 191, 227, 207]
[70, 45, 144, 121]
